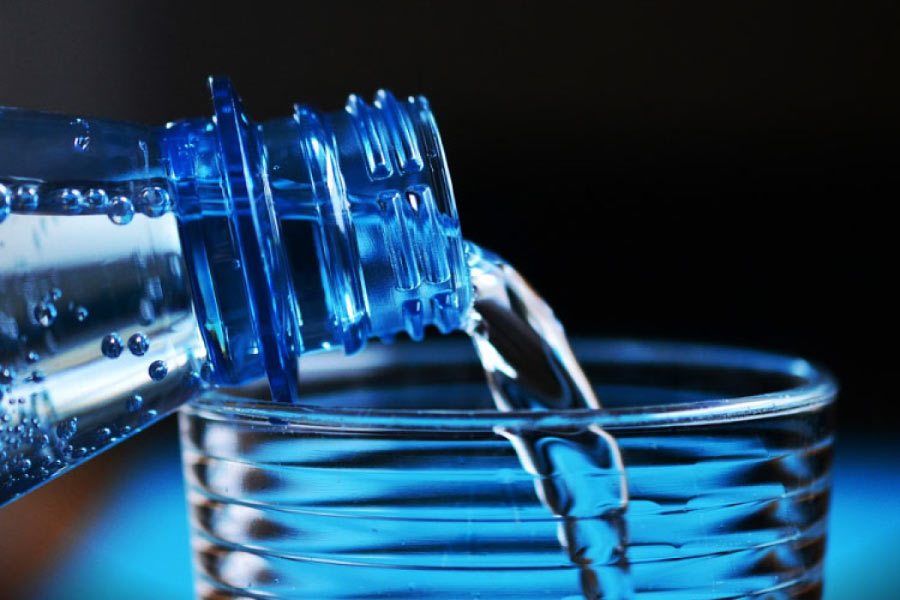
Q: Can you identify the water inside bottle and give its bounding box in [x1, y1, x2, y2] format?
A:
[0, 198, 207, 502]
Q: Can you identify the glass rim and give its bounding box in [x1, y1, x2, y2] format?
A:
[186, 337, 837, 432]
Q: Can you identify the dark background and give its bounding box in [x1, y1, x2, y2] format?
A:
[0, 3, 895, 424]
[0, 2, 897, 598]
[2, 1, 894, 430]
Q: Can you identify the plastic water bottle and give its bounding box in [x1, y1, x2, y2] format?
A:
[0, 77, 471, 505]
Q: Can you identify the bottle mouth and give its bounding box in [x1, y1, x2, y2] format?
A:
[308, 90, 472, 348]
[167, 77, 471, 402]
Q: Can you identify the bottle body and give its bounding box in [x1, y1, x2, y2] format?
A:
[0, 78, 470, 505]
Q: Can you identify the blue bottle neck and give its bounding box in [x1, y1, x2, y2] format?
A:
[0, 77, 471, 403]
[163, 78, 471, 400]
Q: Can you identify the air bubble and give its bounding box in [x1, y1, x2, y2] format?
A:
[15, 185, 39, 211]
[74, 305, 89, 322]
[74, 136, 90, 152]
[108, 196, 135, 225]
[97, 427, 111, 440]
[139, 186, 170, 217]
[34, 302, 58, 327]
[138, 298, 156, 325]
[127, 332, 150, 356]
[29, 370, 45, 383]
[148, 360, 168, 381]
[0, 184, 11, 223]
[144, 408, 158, 420]
[0, 366, 13, 385]
[200, 360, 215, 382]
[127, 394, 143, 412]
[50, 288, 62, 302]
[183, 370, 201, 388]
[26, 351, 39, 363]
[101, 333, 124, 358]
[56, 417, 78, 441]
[57, 188, 85, 213]
[86, 188, 109, 209]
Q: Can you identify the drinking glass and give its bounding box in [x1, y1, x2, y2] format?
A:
[179, 338, 836, 599]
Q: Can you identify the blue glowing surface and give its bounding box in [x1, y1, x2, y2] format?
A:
[31, 433, 900, 599]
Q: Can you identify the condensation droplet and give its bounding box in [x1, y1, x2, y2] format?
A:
[86, 188, 109, 209]
[108, 196, 135, 225]
[33, 302, 58, 327]
[101, 333, 124, 358]
[148, 360, 168, 381]
[127, 332, 150, 356]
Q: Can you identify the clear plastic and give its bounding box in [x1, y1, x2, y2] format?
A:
[0, 77, 471, 505]
[180, 338, 836, 599]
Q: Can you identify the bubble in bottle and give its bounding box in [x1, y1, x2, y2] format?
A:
[183, 370, 201, 389]
[127, 333, 150, 356]
[57, 188, 85, 213]
[86, 188, 109, 209]
[74, 305, 89, 322]
[200, 360, 214, 382]
[138, 186, 170, 217]
[108, 196, 135, 225]
[0, 366, 14, 385]
[127, 394, 143, 412]
[14, 184, 40, 211]
[138, 298, 156, 325]
[0, 184, 11, 223]
[33, 302, 58, 327]
[26, 351, 39, 363]
[148, 360, 168, 381]
[56, 417, 78, 441]
[101, 333, 124, 358]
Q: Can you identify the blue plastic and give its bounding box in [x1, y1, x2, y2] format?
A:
[0, 77, 471, 504]
[165, 77, 470, 395]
